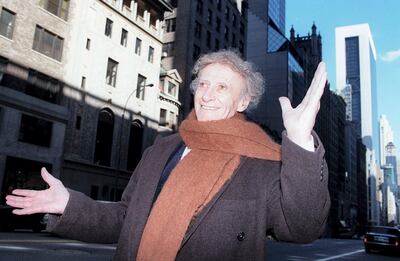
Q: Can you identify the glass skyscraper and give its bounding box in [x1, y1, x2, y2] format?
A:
[246, 0, 306, 135]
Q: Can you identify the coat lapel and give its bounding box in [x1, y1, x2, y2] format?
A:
[138, 134, 183, 209]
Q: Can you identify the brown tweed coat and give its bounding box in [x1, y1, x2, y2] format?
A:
[47, 131, 330, 261]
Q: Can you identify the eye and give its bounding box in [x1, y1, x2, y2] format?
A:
[198, 81, 208, 89]
[216, 84, 228, 92]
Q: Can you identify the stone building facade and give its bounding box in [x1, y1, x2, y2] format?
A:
[0, 0, 177, 203]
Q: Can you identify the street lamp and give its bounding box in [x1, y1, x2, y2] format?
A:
[114, 83, 154, 201]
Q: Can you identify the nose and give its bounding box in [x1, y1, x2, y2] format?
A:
[201, 85, 216, 102]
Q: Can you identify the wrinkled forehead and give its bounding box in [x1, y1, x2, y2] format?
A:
[198, 62, 244, 80]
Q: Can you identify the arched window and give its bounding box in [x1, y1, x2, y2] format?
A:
[94, 108, 114, 166]
[127, 120, 143, 171]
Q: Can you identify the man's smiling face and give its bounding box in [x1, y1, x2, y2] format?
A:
[194, 63, 249, 121]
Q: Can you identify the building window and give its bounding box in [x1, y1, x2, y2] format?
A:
[159, 109, 167, 127]
[32, 25, 63, 61]
[106, 58, 118, 87]
[136, 0, 145, 19]
[216, 17, 221, 32]
[240, 22, 244, 35]
[127, 120, 143, 171]
[105, 18, 113, 37]
[27, 69, 61, 104]
[75, 115, 81, 130]
[94, 108, 114, 166]
[193, 44, 200, 60]
[239, 41, 244, 54]
[196, 0, 203, 15]
[81, 76, 86, 88]
[120, 28, 128, 47]
[86, 38, 91, 50]
[3, 157, 51, 194]
[136, 74, 146, 100]
[224, 26, 229, 41]
[90, 185, 99, 200]
[148, 46, 154, 63]
[19, 114, 53, 147]
[162, 42, 175, 57]
[164, 18, 176, 33]
[169, 111, 175, 129]
[232, 14, 237, 28]
[123, 0, 131, 8]
[0, 107, 2, 126]
[206, 31, 211, 49]
[0, 8, 15, 39]
[39, 0, 70, 20]
[224, 6, 230, 20]
[207, 9, 212, 25]
[167, 81, 177, 97]
[215, 38, 220, 51]
[149, 9, 158, 27]
[135, 37, 142, 55]
[194, 21, 201, 38]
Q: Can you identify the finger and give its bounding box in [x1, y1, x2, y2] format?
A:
[41, 167, 59, 186]
[6, 199, 33, 209]
[308, 62, 326, 92]
[279, 97, 292, 115]
[308, 72, 327, 107]
[6, 195, 33, 202]
[12, 206, 44, 215]
[300, 62, 326, 106]
[11, 189, 37, 197]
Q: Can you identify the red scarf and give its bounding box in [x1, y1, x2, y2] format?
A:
[137, 112, 281, 261]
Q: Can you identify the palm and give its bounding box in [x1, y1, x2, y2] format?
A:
[6, 168, 69, 215]
[279, 62, 327, 148]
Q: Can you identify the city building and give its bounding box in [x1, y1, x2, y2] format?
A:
[379, 115, 394, 166]
[0, 0, 176, 202]
[381, 165, 397, 225]
[327, 92, 347, 237]
[357, 138, 368, 234]
[336, 23, 380, 225]
[161, 0, 248, 118]
[0, 0, 70, 203]
[289, 23, 322, 88]
[344, 121, 359, 229]
[339, 82, 352, 121]
[385, 142, 398, 185]
[246, 0, 307, 136]
[290, 23, 368, 236]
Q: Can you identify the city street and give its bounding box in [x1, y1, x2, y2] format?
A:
[0, 232, 115, 261]
[0, 232, 399, 260]
[266, 238, 399, 260]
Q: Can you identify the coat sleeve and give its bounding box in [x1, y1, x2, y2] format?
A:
[267, 130, 330, 243]
[46, 145, 154, 243]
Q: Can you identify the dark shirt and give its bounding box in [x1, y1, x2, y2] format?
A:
[152, 144, 186, 204]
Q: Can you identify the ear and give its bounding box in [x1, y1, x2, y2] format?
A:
[237, 95, 251, 112]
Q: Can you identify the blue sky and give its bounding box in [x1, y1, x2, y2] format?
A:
[286, 0, 400, 151]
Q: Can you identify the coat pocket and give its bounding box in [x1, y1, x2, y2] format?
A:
[181, 199, 257, 261]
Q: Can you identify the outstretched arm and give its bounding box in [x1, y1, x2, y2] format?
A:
[268, 62, 330, 242]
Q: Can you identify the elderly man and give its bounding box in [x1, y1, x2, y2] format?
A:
[7, 50, 330, 261]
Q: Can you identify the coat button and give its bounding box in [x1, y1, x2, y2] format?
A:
[320, 163, 324, 181]
[237, 232, 245, 241]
